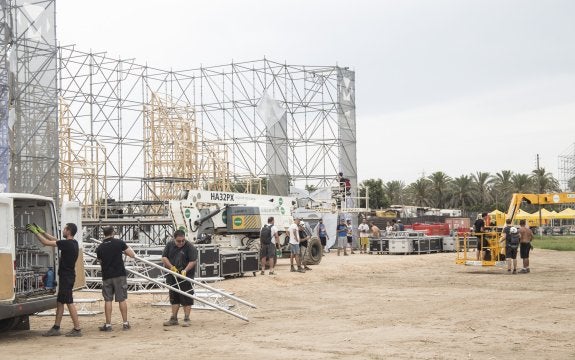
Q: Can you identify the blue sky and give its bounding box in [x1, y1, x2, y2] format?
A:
[56, 0, 575, 185]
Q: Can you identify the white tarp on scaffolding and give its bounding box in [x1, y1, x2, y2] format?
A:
[257, 92, 289, 196]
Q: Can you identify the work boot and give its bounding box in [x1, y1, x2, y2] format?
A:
[337, 248, 341, 256]
[42, 326, 61, 337]
[163, 317, 179, 326]
[290, 266, 296, 272]
[181, 318, 191, 327]
[344, 250, 348, 256]
[98, 324, 112, 332]
[65, 328, 82, 337]
[297, 266, 306, 273]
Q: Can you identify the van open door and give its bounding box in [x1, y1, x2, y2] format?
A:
[60, 201, 85, 289]
[0, 197, 15, 302]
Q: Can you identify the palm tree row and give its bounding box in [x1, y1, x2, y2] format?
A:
[360, 168, 562, 213]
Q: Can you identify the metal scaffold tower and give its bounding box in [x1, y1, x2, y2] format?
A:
[58, 47, 357, 216]
[0, 0, 58, 200]
[143, 91, 230, 206]
[558, 143, 575, 191]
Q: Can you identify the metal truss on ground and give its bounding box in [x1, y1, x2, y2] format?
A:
[58, 47, 357, 216]
[0, 0, 58, 200]
[558, 143, 575, 191]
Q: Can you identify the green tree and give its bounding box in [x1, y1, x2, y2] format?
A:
[359, 179, 387, 209]
[383, 180, 405, 205]
[406, 177, 433, 207]
[449, 175, 474, 211]
[530, 167, 561, 193]
[492, 170, 514, 210]
[428, 171, 451, 208]
[511, 173, 533, 193]
[472, 171, 493, 210]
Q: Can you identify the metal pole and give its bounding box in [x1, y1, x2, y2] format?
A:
[85, 239, 257, 321]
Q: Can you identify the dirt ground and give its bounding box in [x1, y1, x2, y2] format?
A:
[1, 248, 575, 359]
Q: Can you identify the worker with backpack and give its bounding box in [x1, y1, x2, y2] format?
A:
[502, 219, 520, 274]
[259, 216, 279, 275]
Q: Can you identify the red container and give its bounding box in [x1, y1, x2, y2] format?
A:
[445, 218, 471, 234]
[412, 223, 450, 236]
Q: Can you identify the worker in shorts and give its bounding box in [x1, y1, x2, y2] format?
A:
[358, 218, 370, 254]
[518, 219, 534, 273]
[28, 223, 82, 337]
[288, 218, 305, 273]
[337, 219, 348, 256]
[502, 219, 519, 274]
[259, 216, 279, 275]
[346, 219, 355, 254]
[96, 226, 136, 332]
[162, 229, 198, 327]
[298, 221, 312, 271]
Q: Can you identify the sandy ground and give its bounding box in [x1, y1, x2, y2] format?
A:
[1, 248, 575, 360]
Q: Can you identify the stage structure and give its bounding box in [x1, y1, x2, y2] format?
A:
[0, 0, 58, 200]
[558, 143, 575, 191]
[58, 47, 357, 217]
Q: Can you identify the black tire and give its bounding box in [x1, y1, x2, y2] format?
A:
[248, 240, 260, 253]
[303, 236, 322, 265]
[0, 316, 19, 332]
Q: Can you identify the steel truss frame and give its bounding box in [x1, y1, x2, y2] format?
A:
[558, 143, 575, 191]
[58, 47, 357, 216]
[1, 0, 58, 200]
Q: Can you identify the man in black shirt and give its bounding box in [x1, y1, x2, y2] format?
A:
[162, 229, 198, 327]
[96, 226, 135, 332]
[474, 213, 487, 260]
[28, 222, 82, 337]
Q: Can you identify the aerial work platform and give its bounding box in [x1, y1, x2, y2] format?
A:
[455, 232, 506, 267]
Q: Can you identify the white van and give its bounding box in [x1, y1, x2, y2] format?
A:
[0, 194, 84, 332]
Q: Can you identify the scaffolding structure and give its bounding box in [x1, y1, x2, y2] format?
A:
[57, 47, 357, 216]
[0, 0, 58, 200]
[143, 91, 230, 206]
[558, 143, 575, 191]
[59, 98, 107, 218]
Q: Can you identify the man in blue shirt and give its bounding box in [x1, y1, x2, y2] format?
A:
[336, 219, 348, 256]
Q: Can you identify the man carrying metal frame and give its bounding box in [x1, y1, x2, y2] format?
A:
[162, 230, 198, 327]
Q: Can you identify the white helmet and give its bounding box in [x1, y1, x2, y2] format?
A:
[510, 226, 518, 234]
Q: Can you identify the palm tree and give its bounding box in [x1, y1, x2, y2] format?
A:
[406, 177, 433, 207]
[530, 168, 561, 193]
[450, 175, 474, 211]
[492, 170, 514, 209]
[472, 171, 493, 209]
[360, 179, 387, 209]
[428, 171, 451, 208]
[383, 180, 405, 205]
[511, 173, 533, 193]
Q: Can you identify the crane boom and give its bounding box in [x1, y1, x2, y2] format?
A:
[506, 192, 575, 223]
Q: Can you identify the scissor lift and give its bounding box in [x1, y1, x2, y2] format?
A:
[455, 231, 506, 267]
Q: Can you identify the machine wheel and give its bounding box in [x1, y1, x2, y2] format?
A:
[303, 236, 322, 265]
[248, 240, 260, 253]
[0, 316, 19, 332]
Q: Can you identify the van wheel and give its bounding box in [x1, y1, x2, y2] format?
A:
[303, 236, 323, 265]
[0, 316, 19, 332]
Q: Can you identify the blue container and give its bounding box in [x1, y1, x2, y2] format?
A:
[45, 267, 55, 289]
